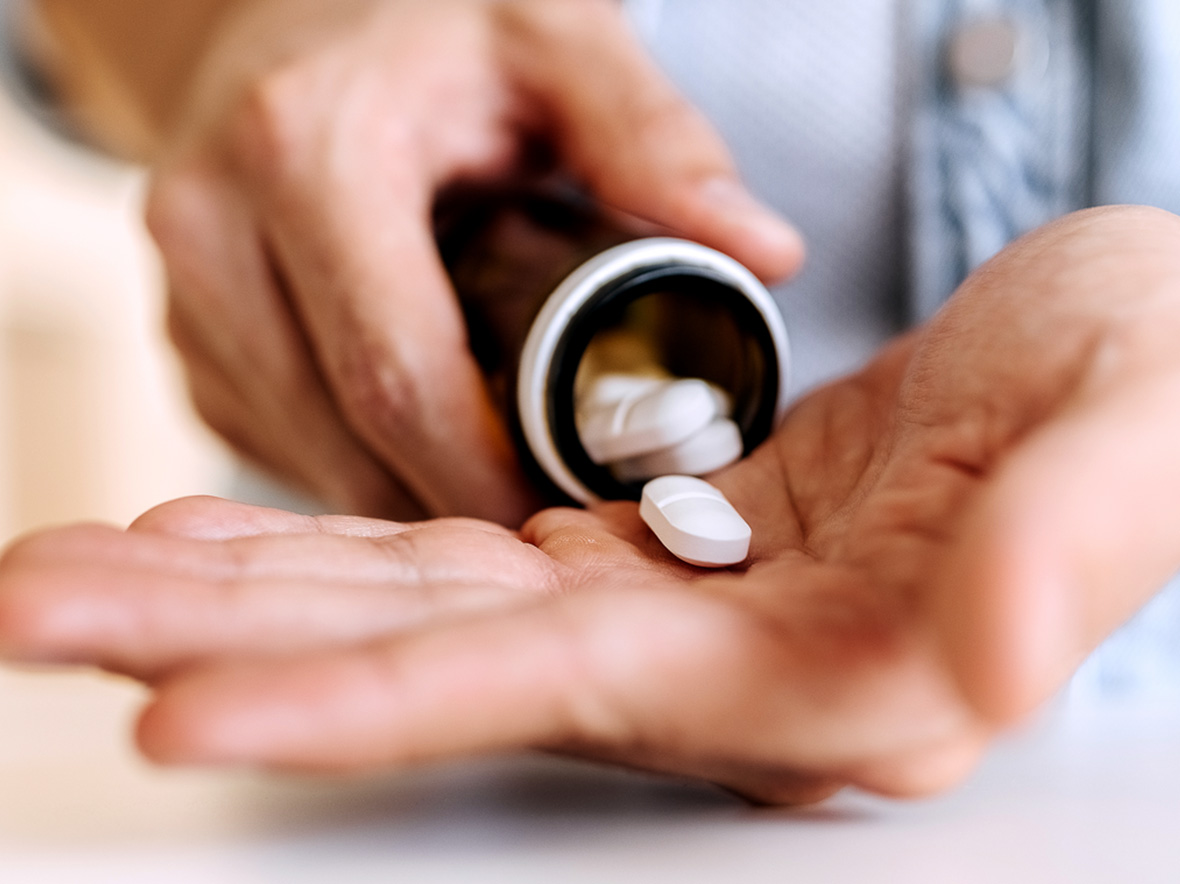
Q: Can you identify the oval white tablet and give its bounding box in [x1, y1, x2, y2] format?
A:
[576, 372, 668, 415]
[611, 417, 743, 484]
[577, 379, 720, 464]
[705, 382, 734, 418]
[639, 475, 751, 568]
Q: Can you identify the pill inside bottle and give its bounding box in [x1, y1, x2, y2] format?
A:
[573, 327, 745, 486]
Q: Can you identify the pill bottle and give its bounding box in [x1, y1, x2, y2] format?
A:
[436, 184, 791, 504]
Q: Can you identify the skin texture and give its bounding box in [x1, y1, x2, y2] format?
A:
[35, 0, 804, 523]
[3, 206, 1179, 805]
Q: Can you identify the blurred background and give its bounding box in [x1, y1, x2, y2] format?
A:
[0, 78, 233, 545]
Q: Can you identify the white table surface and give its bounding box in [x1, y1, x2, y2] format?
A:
[1, 666, 1177, 883]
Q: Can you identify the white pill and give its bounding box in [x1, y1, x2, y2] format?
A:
[639, 475, 751, 568]
[611, 417, 744, 484]
[577, 379, 719, 464]
[705, 383, 734, 418]
[576, 372, 667, 415]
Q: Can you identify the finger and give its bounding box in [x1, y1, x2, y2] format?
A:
[131, 495, 438, 540]
[131, 494, 522, 548]
[498, 1, 805, 282]
[0, 515, 555, 674]
[134, 591, 649, 770]
[134, 578, 985, 802]
[222, 68, 542, 526]
[266, 204, 534, 525]
[938, 371, 1180, 724]
[169, 307, 427, 520]
[147, 165, 425, 518]
[524, 501, 687, 573]
[257, 171, 539, 526]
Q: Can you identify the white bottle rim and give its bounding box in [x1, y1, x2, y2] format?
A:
[516, 237, 791, 504]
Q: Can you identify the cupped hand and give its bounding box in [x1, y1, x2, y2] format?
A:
[3, 207, 1179, 804]
[144, 0, 804, 523]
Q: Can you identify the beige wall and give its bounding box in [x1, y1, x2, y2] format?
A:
[0, 90, 232, 543]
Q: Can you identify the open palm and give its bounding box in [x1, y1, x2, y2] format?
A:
[3, 207, 1180, 803]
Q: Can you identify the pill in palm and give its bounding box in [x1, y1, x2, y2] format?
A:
[639, 475, 751, 568]
[577, 378, 720, 464]
[610, 416, 743, 484]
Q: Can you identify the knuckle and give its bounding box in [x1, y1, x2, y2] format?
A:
[491, 0, 619, 57]
[331, 339, 431, 442]
[631, 96, 730, 177]
[633, 91, 699, 139]
[145, 169, 240, 307]
[593, 91, 732, 207]
[144, 168, 214, 259]
[491, 0, 567, 43]
[226, 67, 315, 182]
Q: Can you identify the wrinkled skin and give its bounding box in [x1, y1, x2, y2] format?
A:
[141, 0, 804, 523]
[3, 207, 1180, 805]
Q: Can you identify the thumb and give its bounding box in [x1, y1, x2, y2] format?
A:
[936, 372, 1180, 725]
[501, 2, 804, 283]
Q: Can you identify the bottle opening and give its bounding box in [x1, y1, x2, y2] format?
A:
[540, 264, 785, 501]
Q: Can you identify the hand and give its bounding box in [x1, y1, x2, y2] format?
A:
[3, 207, 1178, 804]
[142, 0, 804, 523]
